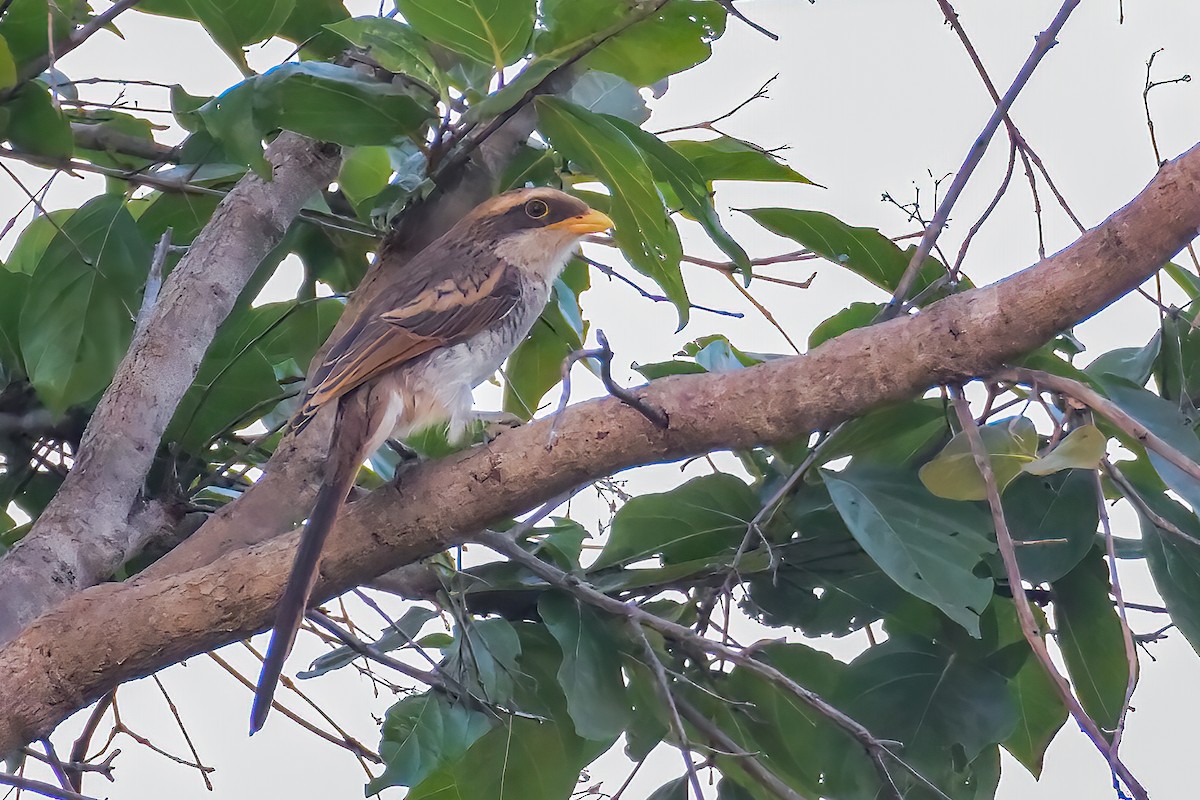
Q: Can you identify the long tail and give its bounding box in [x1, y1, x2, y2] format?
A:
[249, 405, 368, 735]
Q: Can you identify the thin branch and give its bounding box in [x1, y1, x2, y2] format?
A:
[722, 272, 801, 353]
[655, 75, 778, 136]
[889, 0, 1081, 311]
[0, 773, 101, 800]
[1103, 459, 1200, 547]
[627, 619, 705, 800]
[305, 609, 444, 689]
[1092, 469, 1139, 754]
[595, 330, 669, 428]
[150, 675, 212, 791]
[948, 386, 1147, 800]
[674, 698, 806, 800]
[716, 1, 779, 41]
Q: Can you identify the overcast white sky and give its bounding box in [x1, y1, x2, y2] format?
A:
[4, 1, 1200, 798]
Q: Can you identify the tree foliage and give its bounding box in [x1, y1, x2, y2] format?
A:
[0, 2, 1198, 800]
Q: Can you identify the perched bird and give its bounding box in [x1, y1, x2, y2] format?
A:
[249, 187, 613, 734]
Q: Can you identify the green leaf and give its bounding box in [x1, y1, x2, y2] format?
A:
[0, 268, 29, 375]
[197, 81, 268, 176]
[824, 464, 995, 635]
[646, 777, 689, 800]
[591, 473, 758, 570]
[744, 207, 954, 299]
[605, 115, 752, 278]
[368, 693, 494, 793]
[442, 618, 522, 705]
[0, 0, 74, 66]
[276, 0, 350, 59]
[671, 136, 813, 184]
[633, 359, 707, 380]
[135, 191, 223, 246]
[1021, 425, 1106, 475]
[566, 70, 649, 124]
[337, 145, 393, 207]
[325, 17, 439, 87]
[1002, 470, 1099, 585]
[396, 0, 534, 69]
[254, 62, 435, 146]
[0, 35, 16, 90]
[6, 209, 73, 274]
[1084, 333, 1160, 386]
[1137, 490, 1200, 659]
[1003, 640, 1067, 777]
[406, 625, 609, 800]
[0, 83, 72, 158]
[1099, 376, 1200, 515]
[1052, 553, 1132, 740]
[919, 416, 1039, 501]
[181, 0, 295, 56]
[536, 96, 688, 327]
[808, 302, 883, 349]
[721, 642, 850, 797]
[829, 636, 1018, 797]
[166, 299, 342, 451]
[21, 197, 151, 413]
[540, 0, 726, 86]
[819, 398, 949, 467]
[539, 592, 630, 741]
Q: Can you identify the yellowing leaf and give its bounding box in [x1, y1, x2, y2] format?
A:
[919, 417, 1038, 501]
[1022, 425, 1107, 476]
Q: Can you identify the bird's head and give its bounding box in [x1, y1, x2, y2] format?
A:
[466, 187, 614, 280]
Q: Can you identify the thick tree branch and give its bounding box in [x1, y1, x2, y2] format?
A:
[2, 140, 1200, 752]
[0, 133, 341, 644]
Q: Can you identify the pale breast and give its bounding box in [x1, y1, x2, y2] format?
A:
[391, 273, 553, 441]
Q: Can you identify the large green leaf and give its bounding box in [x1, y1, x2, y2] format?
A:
[406, 626, 610, 800]
[0, 35, 15, 90]
[539, 592, 630, 741]
[396, 0, 534, 68]
[829, 635, 1018, 798]
[919, 416, 1038, 501]
[325, 17, 439, 87]
[0, 83, 72, 158]
[276, 0, 350, 59]
[823, 464, 995, 635]
[6, 209, 73, 275]
[1136, 490, 1200, 659]
[368, 693, 493, 793]
[671, 136, 813, 184]
[441, 618, 522, 706]
[0, 0, 74, 66]
[720, 642, 851, 798]
[254, 62, 435, 145]
[808, 302, 883, 349]
[166, 299, 342, 451]
[1003, 640, 1067, 777]
[1099, 376, 1200, 515]
[539, 0, 726, 85]
[1002, 470, 1099, 585]
[536, 97, 688, 326]
[1052, 553, 1132, 740]
[20, 197, 151, 413]
[591, 473, 758, 570]
[0, 268, 29, 375]
[819, 398, 950, 467]
[743, 208, 953, 299]
[139, 0, 294, 63]
[606, 115, 752, 278]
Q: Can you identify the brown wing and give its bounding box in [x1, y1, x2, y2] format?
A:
[292, 259, 523, 431]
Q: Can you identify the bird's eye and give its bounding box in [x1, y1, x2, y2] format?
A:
[525, 199, 550, 219]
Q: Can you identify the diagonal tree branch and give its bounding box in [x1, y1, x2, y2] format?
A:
[2, 139, 1200, 753]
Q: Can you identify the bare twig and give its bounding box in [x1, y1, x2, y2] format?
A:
[305, 609, 444, 688]
[674, 698, 806, 800]
[888, 0, 1082, 311]
[150, 675, 212, 791]
[67, 692, 115, 791]
[627, 619, 705, 799]
[0, 772, 101, 800]
[948, 386, 1147, 800]
[716, 1, 779, 40]
[1103, 459, 1200, 547]
[655, 75, 778, 136]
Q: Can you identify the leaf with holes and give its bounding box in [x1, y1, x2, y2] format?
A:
[824, 463, 995, 635]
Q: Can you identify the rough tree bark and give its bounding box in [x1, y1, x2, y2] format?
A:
[1, 141, 1198, 753]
